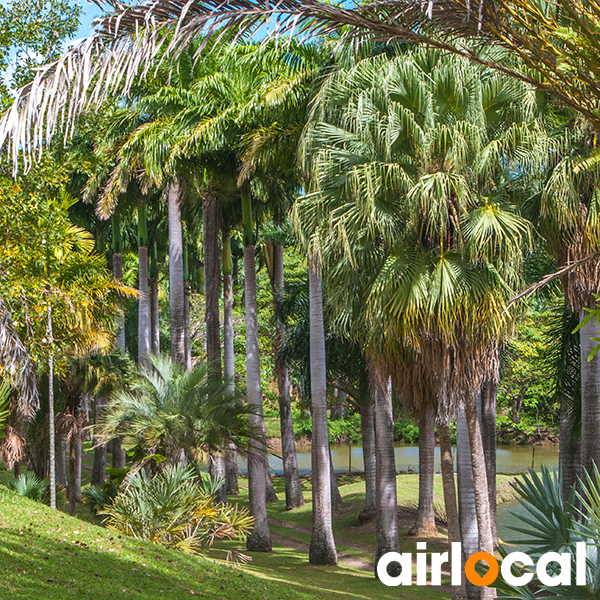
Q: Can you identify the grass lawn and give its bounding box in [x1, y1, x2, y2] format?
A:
[0, 459, 516, 600]
[0, 485, 315, 600]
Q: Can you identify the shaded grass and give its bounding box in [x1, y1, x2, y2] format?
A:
[0, 486, 312, 600]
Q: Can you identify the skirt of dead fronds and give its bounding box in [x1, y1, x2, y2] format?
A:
[0, 425, 25, 469]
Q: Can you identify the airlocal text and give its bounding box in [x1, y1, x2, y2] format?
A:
[377, 542, 588, 587]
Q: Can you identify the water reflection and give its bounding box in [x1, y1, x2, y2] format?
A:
[234, 442, 558, 476]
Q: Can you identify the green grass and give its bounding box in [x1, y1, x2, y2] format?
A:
[0, 466, 516, 600]
[0, 486, 312, 600]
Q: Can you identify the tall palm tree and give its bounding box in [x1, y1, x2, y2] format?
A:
[308, 254, 337, 565]
[298, 49, 541, 589]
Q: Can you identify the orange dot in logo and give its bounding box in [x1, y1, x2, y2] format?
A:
[464, 552, 499, 587]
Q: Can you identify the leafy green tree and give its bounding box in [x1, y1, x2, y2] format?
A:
[0, 0, 81, 105]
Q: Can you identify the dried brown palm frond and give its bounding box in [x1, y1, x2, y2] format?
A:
[55, 411, 89, 441]
[2, 0, 599, 176]
[0, 425, 26, 469]
[0, 298, 38, 418]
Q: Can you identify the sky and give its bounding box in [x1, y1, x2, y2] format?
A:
[73, 0, 103, 43]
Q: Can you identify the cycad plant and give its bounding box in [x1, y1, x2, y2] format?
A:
[495, 466, 600, 598]
[101, 463, 253, 554]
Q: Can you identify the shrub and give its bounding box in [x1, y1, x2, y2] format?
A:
[394, 417, 419, 443]
[101, 464, 253, 554]
[7, 473, 48, 501]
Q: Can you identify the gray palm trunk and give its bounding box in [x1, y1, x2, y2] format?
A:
[112, 243, 127, 470]
[68, 427, 82, 516]
[266, 471, 279, 502]
[272, 243, 305, 510]
[244, 243, 271, 552]
[308, 257, 338, 566]
[359, 399, 377, 517]
[329, 445, 343, 510]
[223, 231, 239, 495]
[138, 245, 151, 366]
[411, 404, 437, 536]
[456, 411, 479, 600]
[438, 418, 467, 600]
[168, 181, 186, 365]
[91, 396, 108, 486]
[481, 380, 497, 544]
[579, 315, 600, 477]
[150, 241, 160, 355]
[112, 214, 125, 352]
[204, 197, 222, 380]
[183, 244, 192, 371]
[48, 302, 56, 509]
[464, 394, 495, 600]
[560, 400, 581, 507]
[225, 445, 239, 494]
[138, 201, 151, 368]
[56, 433, 67, 488]
[204, 196, 226, 503]
[374, 374, 399, 574]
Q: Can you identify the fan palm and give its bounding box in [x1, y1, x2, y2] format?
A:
[298, 47, 543, 592]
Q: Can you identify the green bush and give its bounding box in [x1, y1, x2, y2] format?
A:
[7, 473, 48, 501]
[101, 464, 253, 554]
[394, 417, 419, 443]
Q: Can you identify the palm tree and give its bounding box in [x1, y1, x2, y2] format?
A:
[96, 353, 255, 464]
[307, 253, 337, 565]
[298, 48, 541, 589]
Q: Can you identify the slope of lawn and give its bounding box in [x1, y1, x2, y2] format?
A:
[0, 486, 313, 600]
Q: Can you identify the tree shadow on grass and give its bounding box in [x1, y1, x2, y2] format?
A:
[0, 526, 307, 600]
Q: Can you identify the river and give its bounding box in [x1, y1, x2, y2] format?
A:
[235, 442, 558, 476]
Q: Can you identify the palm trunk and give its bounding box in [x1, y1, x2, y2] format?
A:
[150, 241, 160, 355]
[223, 231, 235, 390]
[183, 243, 192, 371]
[329, 444, 343, 510]
[439, 419, 467, 600]
[68, 430, 78, 516]
[204, 196, 222, 380]
[481, 380, 497, 544]
[138, 201, 151, 368]
[411, 404, 437, 536]
[308, 256, 338, 566]
[560, 399, 581, 507]
[226, 444, 239, 494]
[456, 411, 479, 600]
[56, 432, 67, 488]
[272, 243, 305, 510]
[464, 394, 495, 600]
[112, 213, 125, 352]
[168, 180, 186, 365]
[374, 374, 399, 573]
[242, 190, 271, 552]
[209, 454, 227, 502]
[266, 471, 279, 502]
[91, 397, 107, 486]
[223, 231, 239, 495]
[579, 315, 600, 477]
[74, 433, 82, 501]
[360, 399, 377, 517]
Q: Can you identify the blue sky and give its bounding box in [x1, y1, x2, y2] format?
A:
[73, 0, 103, 42]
